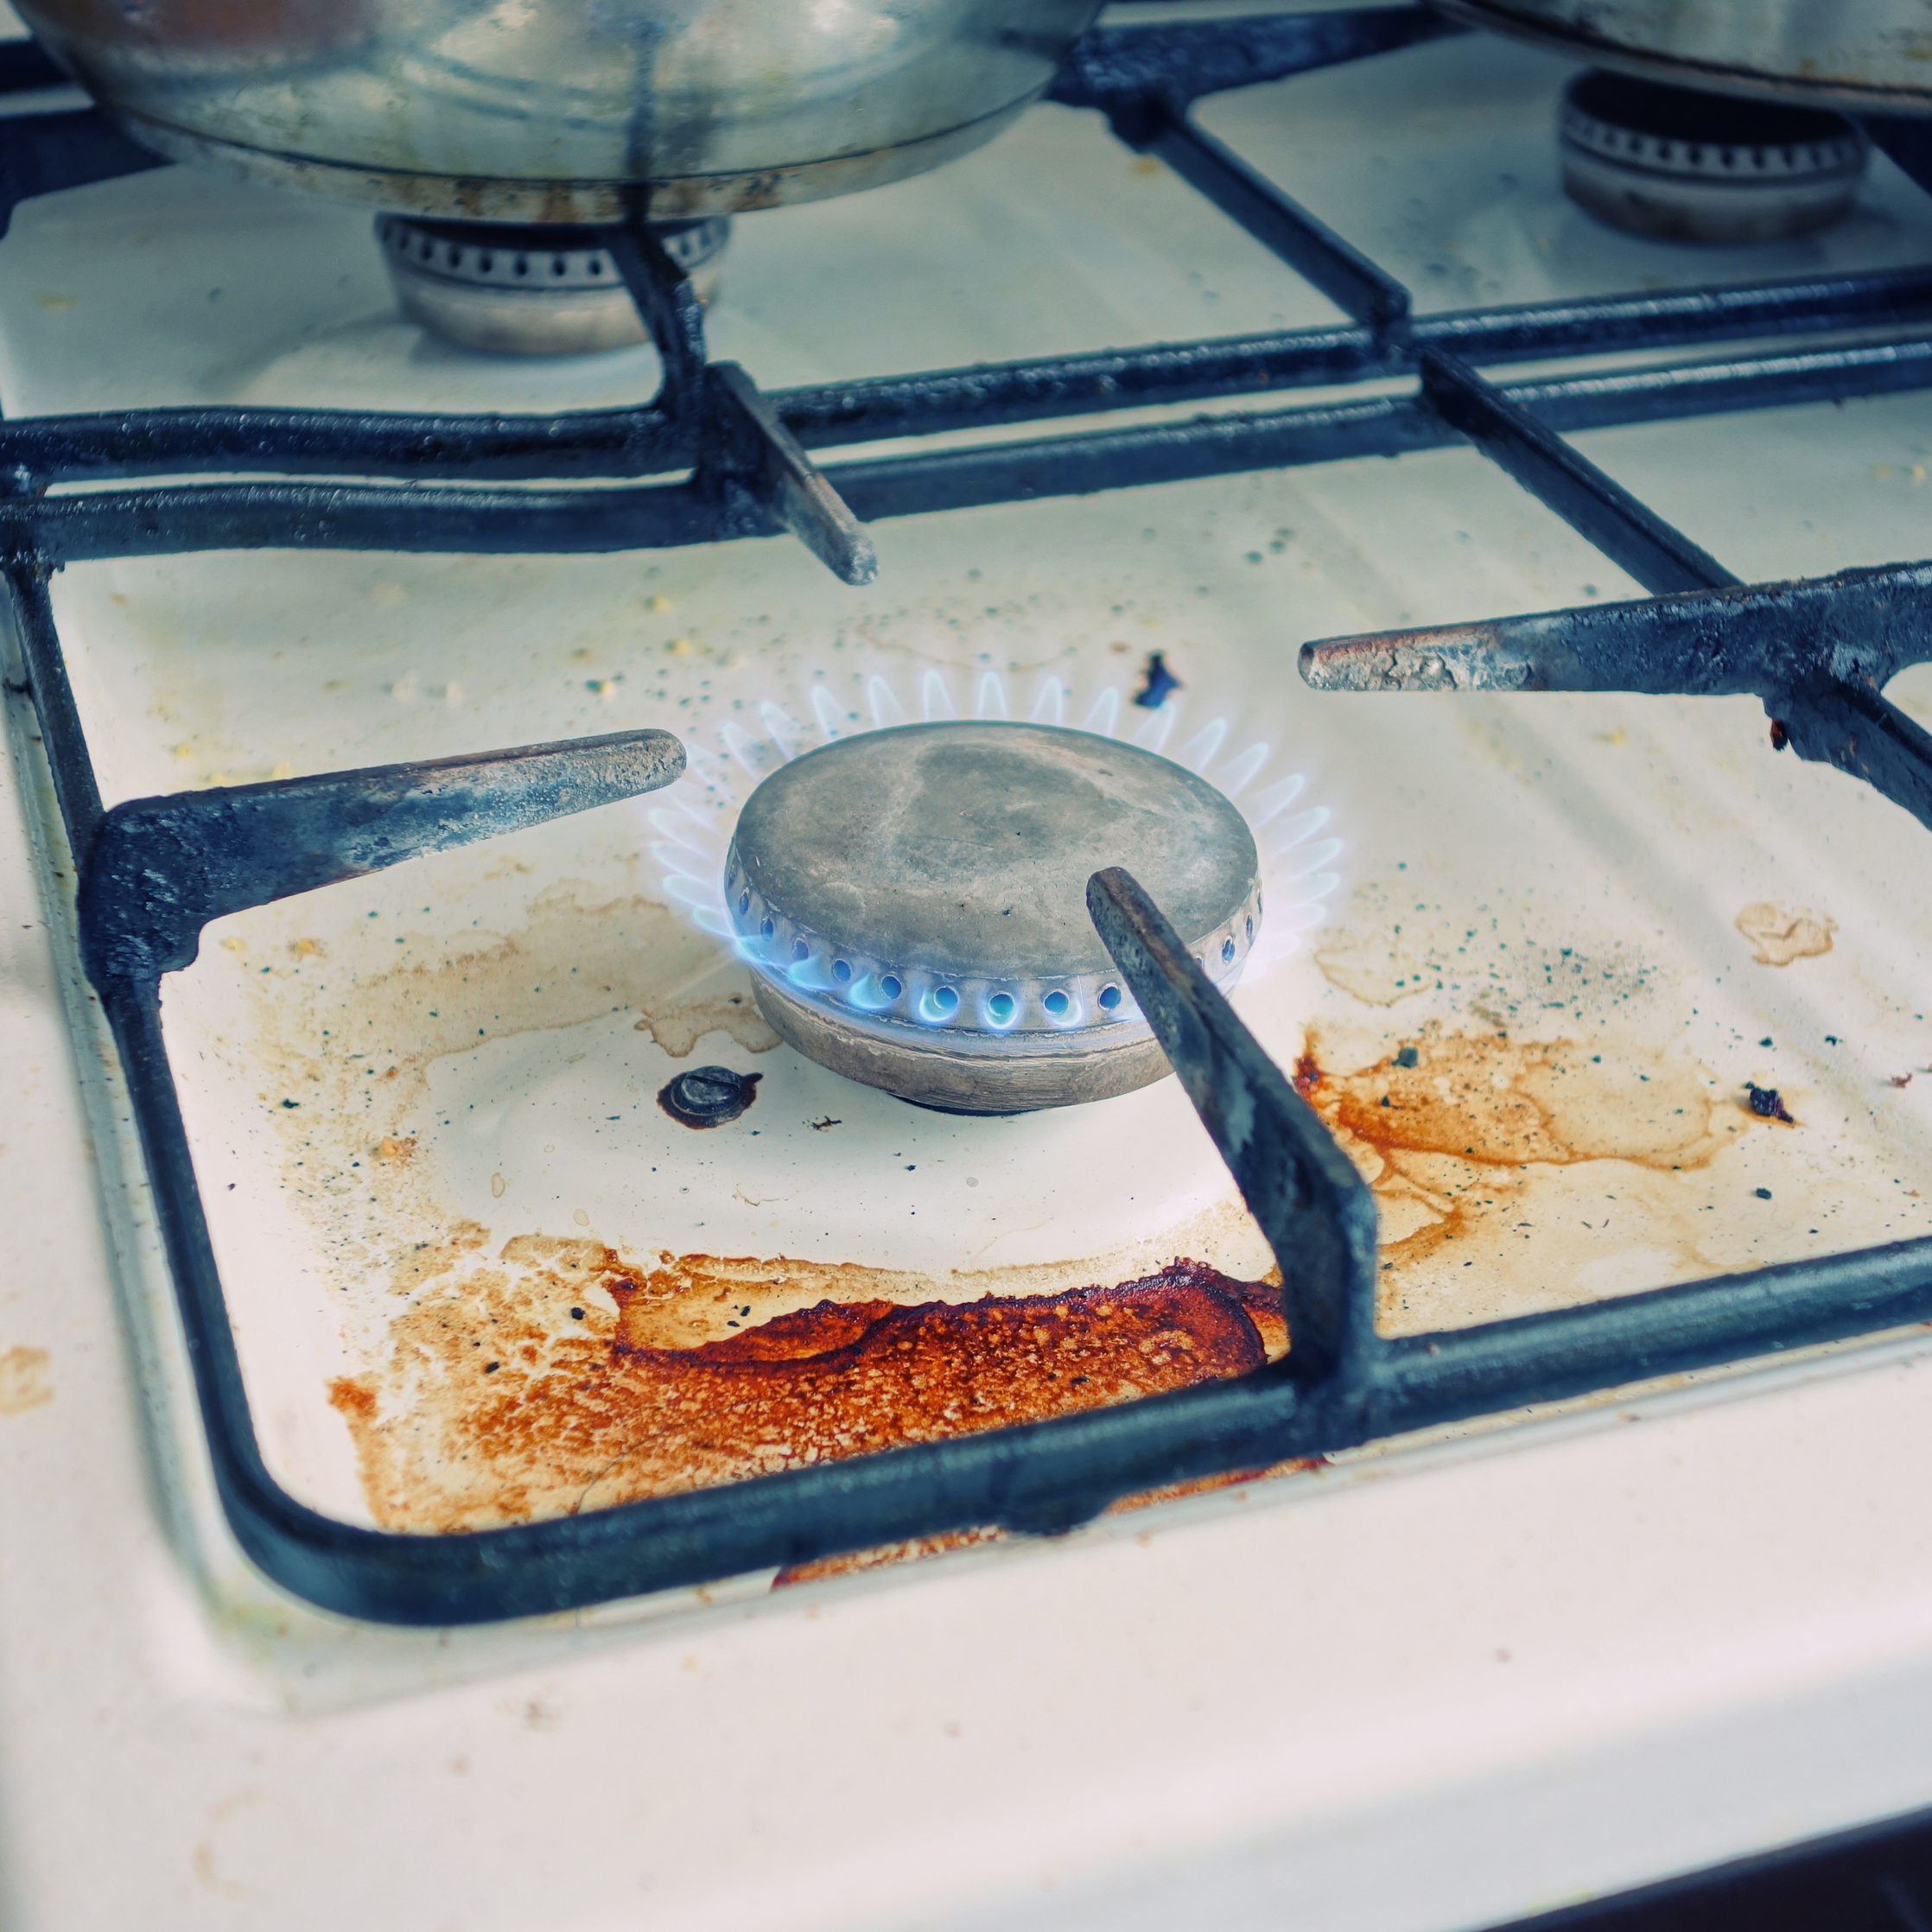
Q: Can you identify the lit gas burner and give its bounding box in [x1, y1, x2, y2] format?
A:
[376, 214, 730, 355]
[724, 721, 1262, 1113]
[1559, 69, 1869, 244]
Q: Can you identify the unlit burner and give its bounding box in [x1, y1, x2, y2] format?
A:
[1560, 70, 1868, 244]
[377, 215, 729, 356]
[724, 721, 1261, 1113]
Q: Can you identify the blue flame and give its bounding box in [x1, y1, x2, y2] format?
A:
[917, 984, 962, 1026]
[845, 973, 897, 1013]
[649, 662, 1347, 1001]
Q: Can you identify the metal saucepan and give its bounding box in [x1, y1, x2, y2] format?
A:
[10, 0, 1103, 221]
[1437, 0, 1932, 115]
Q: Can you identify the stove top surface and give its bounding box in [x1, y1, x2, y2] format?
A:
[10, 7, 1932, 1928]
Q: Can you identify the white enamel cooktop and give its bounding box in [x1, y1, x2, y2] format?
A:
[7, 10, 1932, 1928]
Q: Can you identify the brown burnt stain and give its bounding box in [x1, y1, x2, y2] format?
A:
[328, 1256, 1281, 1533]
[230, 880, 1285, 1529]
[1294, 1024, 1758, 1330]
[1735, 901, 1836, 965]
[432, 1223, 1288, 1359]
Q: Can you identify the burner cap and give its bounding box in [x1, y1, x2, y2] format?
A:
[376, 215, 729, 356]
[1560, 71, 1868, 244]
[724, 721, 1262, 1113]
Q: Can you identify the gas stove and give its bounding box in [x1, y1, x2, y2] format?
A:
[9, 4, 1932, 1928]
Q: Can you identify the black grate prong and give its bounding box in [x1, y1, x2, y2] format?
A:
[1046, 6, 1466, 118]
[0, 105, 164, 240]
[1420, 346, 1736, 594]
[603, 217, 876, 582]
[701, 363, 879, 585]
[1147, 111, 1412, 340]
[1300, 559, 1932, 833]
[1086, 865, 1378, 1388]
[1300, 557, 1932, 698]
[1777, 671, 1932, 835]
[603, 217, 710, 426]
[78, 728, 685, 988]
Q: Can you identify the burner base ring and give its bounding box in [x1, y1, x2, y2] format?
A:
[1560, 148, 1861, 243]
[749, 974, 1176, 1115]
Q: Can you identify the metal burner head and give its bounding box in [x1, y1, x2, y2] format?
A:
[724, 721, 1262, 1113]
[376, 215, 729, 356]
[1559, 71, 1868, 244]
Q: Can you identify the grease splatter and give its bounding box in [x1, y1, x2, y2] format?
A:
[1293, 1025, 1756, 1332]
[329, 1255, 1284, 1532]
[0, 1346, 52, 1414]
[1735, 902, 1836, 966]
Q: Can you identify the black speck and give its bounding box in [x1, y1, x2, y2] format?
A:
[569, 1306, 584, 1320]
[483, 1361, 499, 1372]
[1133, 651, 1181, 709]
[658, 1065, 761, 1128]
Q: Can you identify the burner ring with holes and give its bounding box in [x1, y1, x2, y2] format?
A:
[1559, 70, 1869, 244]
[376, 214, 729, 356]
[723, 721, 1262, 1113]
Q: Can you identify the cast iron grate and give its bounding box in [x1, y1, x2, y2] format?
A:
[10, 9, 1932, 1623]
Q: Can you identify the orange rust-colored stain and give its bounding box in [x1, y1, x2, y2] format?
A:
[1304, 1025, 1724, 1172]
[330, 1257, 1281, 1534]
[1293, 1023, 1752, 1312]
